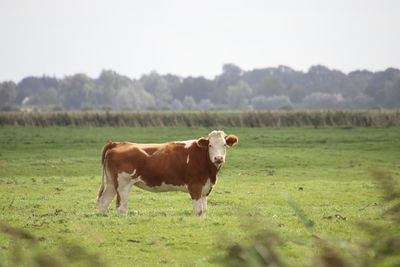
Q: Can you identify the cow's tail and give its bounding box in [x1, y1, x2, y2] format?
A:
[97, 142, 118, 202]
[101, 142, 118, 166]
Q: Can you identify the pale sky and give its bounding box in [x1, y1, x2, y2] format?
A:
[1, 0, 399, 82]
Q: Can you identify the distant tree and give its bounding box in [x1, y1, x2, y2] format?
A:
[113, 82, 155, 110]
[140, 72, 172, 106]
[256, 76, 285, 97]
[28, 87, 59, 105]
[286, 85, 308, 104]
[376, 76, 400, 108]
[163, 74, 182, 84]
[198, 99, 214, 110]
[305, 66, 352, 98]
[242, 68, 272, 92]
[213, 64, 242, 104]
[250, 96, 267, 110]
[170, 99, 183, 110]
[226, 80, 252, 109]
[15, 76, 59, 105]
[183, 96, 196, 110]
[16, 77, 44, 104]
[0, 81, 17, 106]
[173, 77, 216, 103]
[365, 68, 400, 107]
[222, 63, 242, 77]
[347, 70, 373, 97]
[391, 77, 400, 106]
[4, 63, 400, 111]
[243, 66, 308, 103]
[251, 95, 291, 110]
[276, 66, 305, 90]
[95, 70, 132, 106]
[303, 92, 339, 109]
[59, 74, 95, 109]
[348, 93, 373, 108]
[164, 74, 183, 101]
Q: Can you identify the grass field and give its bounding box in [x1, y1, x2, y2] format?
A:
[0, 127, 399, 266]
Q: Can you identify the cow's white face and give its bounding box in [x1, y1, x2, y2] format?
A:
[196, 130, 239, 166]
[208, 131, 227, 165]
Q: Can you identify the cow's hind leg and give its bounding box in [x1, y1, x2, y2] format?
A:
[117, 173, 134, 215]
[97, 170, 117, 213]
[97, 184, 116, 213]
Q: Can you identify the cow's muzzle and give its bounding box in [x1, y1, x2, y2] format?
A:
[214, 156, 224, 164]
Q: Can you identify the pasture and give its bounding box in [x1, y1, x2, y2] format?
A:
[0, 126, 399, 266]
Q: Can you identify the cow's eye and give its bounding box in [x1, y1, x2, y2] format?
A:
[208, 145, 212, 148]
[224, 144, 227, 147]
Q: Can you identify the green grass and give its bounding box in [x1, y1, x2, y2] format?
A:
[0, 127, 399, 266]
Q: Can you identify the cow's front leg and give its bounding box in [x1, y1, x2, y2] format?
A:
[192, 197, 206, 217]
[189, 185, 207, 217]
[202, 196, 207, 213]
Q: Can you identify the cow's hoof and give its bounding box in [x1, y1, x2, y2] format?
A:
[119, 210, 128, 215]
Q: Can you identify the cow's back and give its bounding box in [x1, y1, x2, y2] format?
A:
[105, 142, 149, 174]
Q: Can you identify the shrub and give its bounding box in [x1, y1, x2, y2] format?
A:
[0, 110, 399, 127]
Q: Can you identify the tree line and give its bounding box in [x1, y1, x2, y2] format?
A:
[0, 64, 399, 111]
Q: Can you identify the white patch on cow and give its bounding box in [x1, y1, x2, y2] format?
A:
[184, 140, 195, 149]
[118, 172, 136, 186]
[208, 131, 227, 166]
[192, 196, 207, 217]
[186, 155, 190, 164]
[131, 169, 136, 177]
[202, 178, 212, 196]
[174, 140, 195, 149]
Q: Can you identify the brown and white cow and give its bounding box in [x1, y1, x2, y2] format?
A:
[96, 130, 238, 217]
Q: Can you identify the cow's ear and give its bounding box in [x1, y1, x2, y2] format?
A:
[196, 137, 209, 149]
[225, 135, 239, 147]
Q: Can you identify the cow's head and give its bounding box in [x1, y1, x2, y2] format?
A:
[196, 130, 238, 166]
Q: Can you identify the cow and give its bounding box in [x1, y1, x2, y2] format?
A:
[96, 130, 238, 217]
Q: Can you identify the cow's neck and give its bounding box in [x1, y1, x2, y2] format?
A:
[206, 153, 219, 185]
[189, 146, 220, 184]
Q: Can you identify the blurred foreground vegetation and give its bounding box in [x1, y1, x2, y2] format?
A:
[224, 169, 400, 267]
